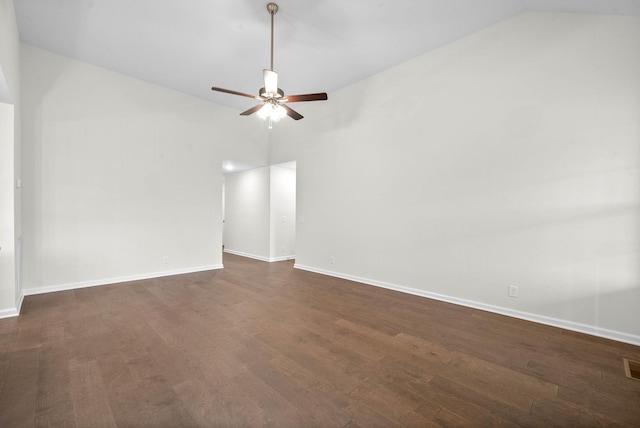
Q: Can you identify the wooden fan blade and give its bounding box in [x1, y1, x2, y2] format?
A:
[282, 104, 303, 120]
[263, 69, 278, 95]
[285, 93, 328, 103]
[240, 104, 265, 116]
[211, 87, 256, 99]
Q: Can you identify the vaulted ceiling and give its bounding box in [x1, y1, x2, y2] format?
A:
[14, 0, 640, 111]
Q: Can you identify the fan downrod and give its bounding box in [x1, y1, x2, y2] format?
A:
[266, 3, 278, 72]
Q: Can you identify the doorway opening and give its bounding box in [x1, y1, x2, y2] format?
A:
[222, 161, 296, 262]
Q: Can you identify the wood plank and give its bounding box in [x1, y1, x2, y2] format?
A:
[530, 396, 628, 427]
[12, 326, 42, 351]
[0, 348, 40, 427]
[557, 384, 640, 426]
[427, 375, 536, 426]
[174, 371, 286, 426]
[68, 360, 117, 427]
[35, 343, 73, 420]
[246, 357, 354, 426]
[232, 370, 312, 426]
[441, 355, 558, 412]
[432, 406, 477, 427]
[347, 380, 439, 426]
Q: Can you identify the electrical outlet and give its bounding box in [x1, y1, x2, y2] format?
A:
[330, 256, 335, 264]
[162, 256, 168, 265]
[508, 285, 519, 298]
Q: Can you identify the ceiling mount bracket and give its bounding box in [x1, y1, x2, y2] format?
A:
[266, 3, 278, 15]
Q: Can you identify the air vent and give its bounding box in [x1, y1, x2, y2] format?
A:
[623, 358, 640, 381]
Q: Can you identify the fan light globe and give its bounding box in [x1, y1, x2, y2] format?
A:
[273, 105, 286, 121]
[257, 103, 271, 119]
[258, 103, 286, 122]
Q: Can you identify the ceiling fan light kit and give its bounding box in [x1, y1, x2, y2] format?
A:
[211, 3, 328, 129]
[258, 102, 287, 121]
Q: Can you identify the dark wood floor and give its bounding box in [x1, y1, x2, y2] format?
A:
[1, 254, 639, 427]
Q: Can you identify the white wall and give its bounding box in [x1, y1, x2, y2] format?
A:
[0, 0, 21, 317]
[270, 12, 640, 343]
[270, 164, 296, 260]
[0, 103, 16, 313]
[20, 44, 268, 293]
[0, 0, 19, 104]
[224, 167, 271, 260]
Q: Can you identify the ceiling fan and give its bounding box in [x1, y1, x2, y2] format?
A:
[211, 3, 328, 128]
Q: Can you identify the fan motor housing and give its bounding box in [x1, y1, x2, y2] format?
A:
[260, 87, 284, 98]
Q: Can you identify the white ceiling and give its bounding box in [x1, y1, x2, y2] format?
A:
[14, 0, 640, 112]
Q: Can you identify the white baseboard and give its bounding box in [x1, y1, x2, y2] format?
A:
[270, 255, 296, 262]
[0, 306, 19, 319]
[224, 249, 295, 263]
[0, 292, 25, 319]
[22, 265, 224, 296]
[15, 291, 23, 314]
[294, 264, 640, 347]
